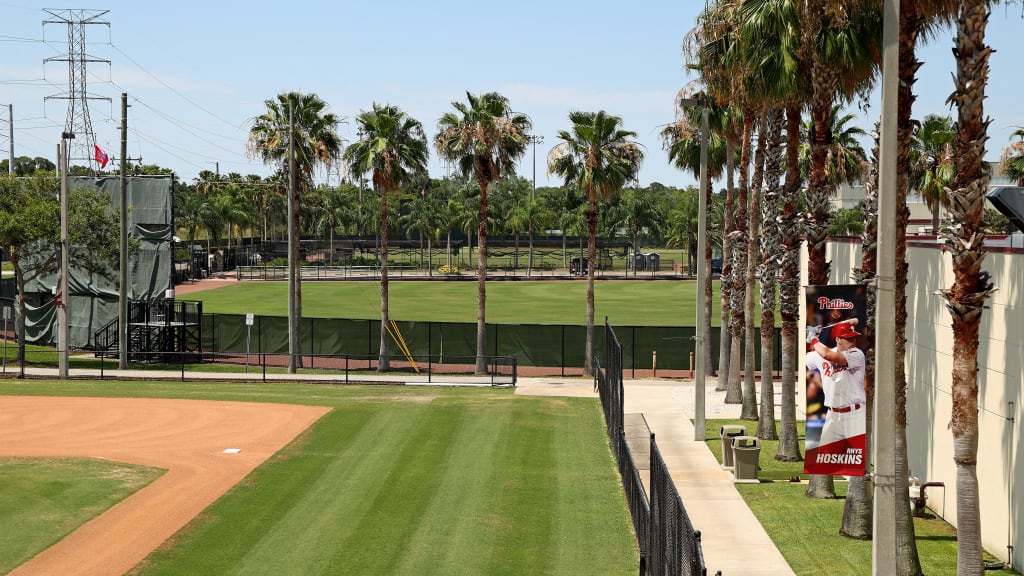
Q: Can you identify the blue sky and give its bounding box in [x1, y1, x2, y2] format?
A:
[1, 1, 1021, 188]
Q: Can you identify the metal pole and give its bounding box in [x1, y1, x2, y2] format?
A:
[119, 93, 128, 368]
[873, 0, 899, 572]
[7, 104, 12, 175]
[58, 135, 70, 378]
[694, 105, 709, 441]
[287, 101, 297, 373]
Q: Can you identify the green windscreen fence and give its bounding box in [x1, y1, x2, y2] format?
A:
[18, 176, 174, 348]
[203, 313, 780, 371]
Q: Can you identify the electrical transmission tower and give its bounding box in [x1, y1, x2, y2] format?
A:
[43, 9, 111, 167]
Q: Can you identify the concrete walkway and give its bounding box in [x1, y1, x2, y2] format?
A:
[6, 366, 796, 575]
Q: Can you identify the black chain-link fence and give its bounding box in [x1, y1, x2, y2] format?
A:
[203, 312, 780, 377]
[596, 319, 718, 576]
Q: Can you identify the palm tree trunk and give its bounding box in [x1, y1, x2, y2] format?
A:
[704, 175, 715, 376]
[843, 123, 880, 540]
[378, 189, 390, 372]
[726, 114, 752, 405]
[528, 223, 534, 277]
[718, 138, 736, 389]
[776, 102, 803, 462]
[584, 185, 597, 376]
[475, 181, 489, 374]
[742, 113, 766, 421]
[892, 3, 926, 570]
[757, 108, 784, 440]
[945, 3, 993, 573]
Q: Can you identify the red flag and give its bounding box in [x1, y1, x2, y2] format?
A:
[94, 144, 110, 169]
[420, 188, 426, 197]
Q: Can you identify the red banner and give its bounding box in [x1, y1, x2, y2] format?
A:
[804, 284, 867, 476]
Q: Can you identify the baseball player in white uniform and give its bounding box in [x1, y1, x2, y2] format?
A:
[806, 321, 866, 448]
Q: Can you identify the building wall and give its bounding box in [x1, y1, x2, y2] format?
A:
[827, 238, 1022, 566]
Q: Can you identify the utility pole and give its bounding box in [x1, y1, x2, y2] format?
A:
[119, 93, 128, 369]
[58, 134, 72, 378]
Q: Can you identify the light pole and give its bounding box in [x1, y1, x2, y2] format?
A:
[679, 98, 709, 441]
[529, 135, 544, 200]
[873, 0, 899, 572]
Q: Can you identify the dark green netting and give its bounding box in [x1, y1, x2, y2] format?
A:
[18, 176, 173, 348]
[201, 313, 781, 371]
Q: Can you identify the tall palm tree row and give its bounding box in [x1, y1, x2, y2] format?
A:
[548, 110, 644, 376]
[248, 92, 343, 373]
[942, 2, 996, 573]
[344, 103, 430, 371]
[435, 91, 531, 374]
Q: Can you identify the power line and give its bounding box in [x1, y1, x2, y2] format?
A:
[109, 43, 238, 130]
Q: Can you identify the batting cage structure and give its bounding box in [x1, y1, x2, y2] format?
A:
[597, 319, 718, 576]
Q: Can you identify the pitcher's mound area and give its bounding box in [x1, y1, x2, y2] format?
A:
[0, 396, 329, 576]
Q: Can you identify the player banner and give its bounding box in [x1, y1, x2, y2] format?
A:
[804, 284, 868, 476]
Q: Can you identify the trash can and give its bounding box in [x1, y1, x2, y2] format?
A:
[719, 425, 746, 469]
[633, 253, 646, 272]
[647, 252, 660, 272]
[732, 436, 761, 483]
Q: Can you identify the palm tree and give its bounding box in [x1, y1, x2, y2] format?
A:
[521, 195, 552, 276]
[435, 91, 531, 374]
[942, 2, 996, 573]
[1002, 128, 1024, 185]
[549, 110, 644, 375]
[910, 115, 956, 233]
[399, 193, 440, 274]
[894, 2, 960, 571]
[344, 103, 429, 372]
[310, 184, 355, 266]
[619, 188, 665, 276]
[757, 108, 786, 440]
[248, 91, 343, 373]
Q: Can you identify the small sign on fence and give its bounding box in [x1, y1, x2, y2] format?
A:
[245, 313, 254, 326]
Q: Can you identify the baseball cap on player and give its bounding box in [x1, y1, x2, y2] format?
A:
[831, 322, 861, 341]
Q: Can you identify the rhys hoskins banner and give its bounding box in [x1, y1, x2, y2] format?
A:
[804, 284, 868, 476]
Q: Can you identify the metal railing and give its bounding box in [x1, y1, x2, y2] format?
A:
[596, 319, 716, 576]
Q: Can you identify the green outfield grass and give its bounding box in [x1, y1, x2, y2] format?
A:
[0, 382, 637, 576]
[186, 279, 756, 327]
[0, 458, 163, 573]
[703, 419, 1017, 575]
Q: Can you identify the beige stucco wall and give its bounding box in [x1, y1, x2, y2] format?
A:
[826, 238, 1022, 566]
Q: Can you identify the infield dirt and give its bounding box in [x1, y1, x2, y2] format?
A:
[0, 396, 329, 576]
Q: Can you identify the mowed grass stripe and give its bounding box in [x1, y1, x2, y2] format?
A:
[388, 404, 517, 576]
[552, 400, 638, 574]
[483, 398, 557, 574]
[234, 406, 432, 574]
[322, 405, 470, 574]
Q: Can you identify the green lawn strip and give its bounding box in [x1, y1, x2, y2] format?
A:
[0, 457, 164, 573]
[185, 280, 755, 327]
[2, 382, 635, 575]
[705, 419, 1018, 575]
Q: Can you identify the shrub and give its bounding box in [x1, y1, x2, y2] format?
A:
[438, 264, 460, 275]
